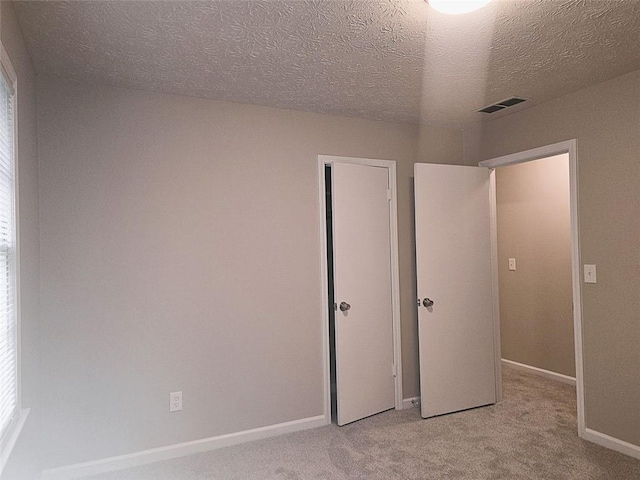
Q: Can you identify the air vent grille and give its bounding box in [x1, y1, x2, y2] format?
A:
[478, 97, 526, 114]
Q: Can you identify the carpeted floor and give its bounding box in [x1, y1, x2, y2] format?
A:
[84, 366, 640, 479]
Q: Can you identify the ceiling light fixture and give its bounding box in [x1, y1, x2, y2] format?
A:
[428, 0, 492, 15]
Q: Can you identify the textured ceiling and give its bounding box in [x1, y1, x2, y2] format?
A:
[13, 0, 640, 127]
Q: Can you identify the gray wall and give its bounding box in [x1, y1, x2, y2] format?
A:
[37, 76, 463, 468]
[466, 70, 640, 447]
[496, 155, 574, 377]
[0, 2, 41, 479]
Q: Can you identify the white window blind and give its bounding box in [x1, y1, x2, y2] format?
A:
[0, 66, 16, 440]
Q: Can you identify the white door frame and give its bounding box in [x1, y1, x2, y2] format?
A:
[317, 155, 403, 423]
[479, 139, 586, 437]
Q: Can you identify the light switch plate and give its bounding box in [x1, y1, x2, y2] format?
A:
[584, 264, 597, 284]
[508, 258, 516, 271]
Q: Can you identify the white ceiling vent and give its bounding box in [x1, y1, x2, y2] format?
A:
[478, 97, 527, 114]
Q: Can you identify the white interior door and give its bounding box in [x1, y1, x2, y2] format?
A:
[414, 163, 497, 418]
[332, 162, 395, 426]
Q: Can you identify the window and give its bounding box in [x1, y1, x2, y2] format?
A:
[0, 47, 17, 444]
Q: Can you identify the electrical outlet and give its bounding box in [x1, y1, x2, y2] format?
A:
[170, 391, 182, 412]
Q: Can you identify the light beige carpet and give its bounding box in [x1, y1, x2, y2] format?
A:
[83, 366, 640, 479]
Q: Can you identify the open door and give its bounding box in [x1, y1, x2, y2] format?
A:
[414, 163, 497, 418]
[332, 161, 395, 425]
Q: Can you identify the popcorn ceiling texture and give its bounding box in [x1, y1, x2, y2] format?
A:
[13, 0, 640, 126]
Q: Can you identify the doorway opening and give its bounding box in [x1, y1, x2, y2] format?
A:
[324, 165, 338, 423]
[480, 139, 586, 437]
[495, 154, 576, 386]
[318, 156, 403, 426]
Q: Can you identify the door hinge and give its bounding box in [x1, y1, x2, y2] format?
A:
[387, 189, 392, 201]
[392, 364, 397, 377]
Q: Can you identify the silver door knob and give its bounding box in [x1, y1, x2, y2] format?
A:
[339, 302, 351, 312]
[423, 298, 434, 308]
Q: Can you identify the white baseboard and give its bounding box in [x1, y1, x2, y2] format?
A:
[502, 359, 576, 386]
[40, 414, 328, 480]
[583, 428, 640, 461]
[402, 397, 420, 409]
